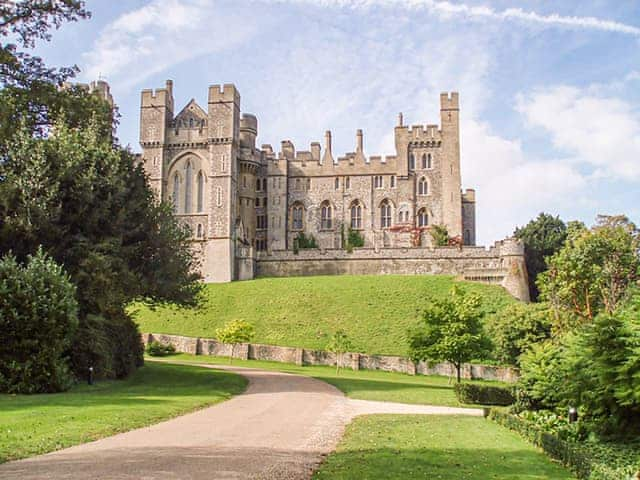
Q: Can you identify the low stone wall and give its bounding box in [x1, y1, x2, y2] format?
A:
[144, 333, 518, 383]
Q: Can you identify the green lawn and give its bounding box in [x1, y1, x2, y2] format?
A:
[0, 362, 247, 464]
[155, 354, 505, 407]
[131, 275, 515, 356]
[314, 415, 574, 479]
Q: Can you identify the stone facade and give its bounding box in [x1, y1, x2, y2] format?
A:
[139, 80, 529, 301]
[143, 333, 519, 383]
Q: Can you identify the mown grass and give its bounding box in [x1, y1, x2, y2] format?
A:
[313, 415, 574, 479]
[154, 354, 506, 407]
[0, 362, 247, 464]
[132, 275, 516, 356]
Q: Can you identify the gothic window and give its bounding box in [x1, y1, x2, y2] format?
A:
[374, 175, 383, 189]
[262, 178, 267, 191]
[321, 201, 332, 230]
[243, 176, 247, 188]
[422, 154, 427, 169]
[335, 177, 340, 190]
[346, 177, 351, 189]
[197, 171, 204, 212]
[380, 200, 392, 228]
[418, 177, 428, 195]
[295, 178, 301, 190]
[196, 224, 203, 238]
[292, 203, 304, 230]
[172, 173, 180, 213]
[255, 198, 260, 207]
[409, 153, 415, 170]
[307, 178, 311, 190]
[418, 208, 429, 227]
[390, 175, 396, 188]
[185, 161, 193, 214]
[427, 153, 432, 169]
[189, 118, 194, 128]
[350, 201, 362, 229]
[256, 178, 261, 191]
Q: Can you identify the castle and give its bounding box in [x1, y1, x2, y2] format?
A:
[139, 81, 529, 301]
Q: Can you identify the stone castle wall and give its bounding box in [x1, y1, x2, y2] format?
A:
[144, 333, 519, 383]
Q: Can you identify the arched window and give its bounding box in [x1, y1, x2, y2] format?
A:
[321, 201, 332, 229]
[350, 201, 362, 229]
[262, 178, 267, 191]
[380, 200, 392, 228]
[292, 203, 304, 230]
[398, 209, 409, 223]
[345, 177, 350, 189]
[197, 171, 204, 212]
[335, 177, 339, 190]
[421, 154, 427, 169]
[418, 208, 429, 227]
[197, 224, 203, 238]
[427, 153, 432, 169]
[184, 161, 192, 214]
[409, 153, 415, 170]
[418, 177, 428, 195]
[172, 173, 180, 213]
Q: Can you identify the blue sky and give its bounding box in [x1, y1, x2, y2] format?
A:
[32, 0, 640, 245]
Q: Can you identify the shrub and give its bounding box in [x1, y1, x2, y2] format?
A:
[0, 250, 78, 393]
[347, 228, 364, 249]
[430, 224, 449, 246]
[216, 319, 255, 363]
[454, 382, 515, 406]
[294, 232, 318, 250]
[146, 341, 176, 357]
[517, 340, 567, 410]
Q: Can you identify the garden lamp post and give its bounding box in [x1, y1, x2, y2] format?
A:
[568, 406, 578, 423]
[88, 366, 94, 386]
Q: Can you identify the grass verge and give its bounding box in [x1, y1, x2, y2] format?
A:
[154, 353, 505, 407]
[313, 415, 574, 479]
[0, 362, 247, 463]
[131, 275, 515, 356]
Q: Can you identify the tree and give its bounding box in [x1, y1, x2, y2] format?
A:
[538, 215, 640, 327]
[0, 249, 78, 393]
[408, 286, 489, 383]
[429, 224, 449, 247]
[216, 320, 255, 364]
[327, 329, 354, 374]
[486, 303, 552, 366]
[514, 213, 567, 301]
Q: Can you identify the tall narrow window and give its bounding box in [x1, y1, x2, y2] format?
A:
[421, 154, 427, 169]
[350, 202, 362, 229]
[292, 204, 304, 230]
[418, 177, 428, 195]
[374, 175, 383, 188]
[262, 178, 267, 191]
[172, 173, 180, 213]
[346, 177, 351, 189]
[216, 187, 222, 207]
[185, 161, 192, 213]
[197, 171, 204, 212]
[380, 200, 392, 228]
[418, 209, 429, 227]
[197, 224, 203, 238]
[390, 176, 396, 188]
[256, 178, 261, 191]
[321, 201, 332, 229]
[335, 177, 340, 190]
[409, 153, 415, 170]
[427, 153, 432, 169]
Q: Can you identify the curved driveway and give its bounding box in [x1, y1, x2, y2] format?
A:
[0, 363, 481, 480]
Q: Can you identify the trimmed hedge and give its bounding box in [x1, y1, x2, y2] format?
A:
[454, 382, 515, 406]
[146, 341, 176, 357]
[489, 410, 638, 480]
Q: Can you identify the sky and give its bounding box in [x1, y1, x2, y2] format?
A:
[30, 0, 640, 245]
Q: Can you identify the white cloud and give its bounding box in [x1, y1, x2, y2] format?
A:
[261, 0, 640, 36]
[516, 86, 640, 180]
[81, 0, 261, 90]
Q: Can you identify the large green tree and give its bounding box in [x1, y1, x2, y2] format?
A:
[514, 213, 567, 301]
[408, 287, 489, 383]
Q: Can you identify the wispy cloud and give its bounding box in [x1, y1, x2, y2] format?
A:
[262, 0, 640, 37]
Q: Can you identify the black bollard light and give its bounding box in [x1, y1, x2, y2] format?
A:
[568, 406, 578, 423]
[88, 366, 94, 386]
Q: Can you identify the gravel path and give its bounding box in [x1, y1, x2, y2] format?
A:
[0, 362, 482, 480]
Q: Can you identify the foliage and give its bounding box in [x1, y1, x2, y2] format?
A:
[0, 362, 247, 463]
[429, 224, 449, 247]
[346, 227, 364, 251]
[294, 232, 318, 252]
[314, 415, 574, 479]
[134, 275, 515, 357]
[408, 286, 489, 382]
[326, 329, 354, 374]
[486, 302, 552, 365]
[453, 382, 515, 406]
[514, 212, 567, 301]
[0, 249, 78, 393]
[538, 215, 640, 326]
[517, 340, 567, 411]
[489, 410, 639, 480]
[216, 319, 255, 363]
[146, 341, 176, 357]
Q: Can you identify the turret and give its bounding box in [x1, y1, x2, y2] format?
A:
[439, 92, 462, 238]
[240, 114, 258, 150]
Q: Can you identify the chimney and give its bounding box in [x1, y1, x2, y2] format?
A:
[356, 129, 363, 152]
[321, 130, 334, 165]
[398, 112, 404, 127]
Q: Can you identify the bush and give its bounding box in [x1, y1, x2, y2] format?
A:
[430, 224, 449, 246]
[0, 250, 78, 393]
[454, 382, 515, 406]
[347, 228, 364, 249]
[146, 341, 176, 357]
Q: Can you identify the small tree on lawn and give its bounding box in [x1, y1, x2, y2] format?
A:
[215, 320, 255, 364]
[327, 329, 353, 374]
[408, 286, 488, 383]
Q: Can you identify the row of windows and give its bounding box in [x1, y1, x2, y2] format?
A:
[252, 175, 431, 193]
[409, 153, 433, 170]
[172, 161, 205, 214]
[291, 201, 430, 231]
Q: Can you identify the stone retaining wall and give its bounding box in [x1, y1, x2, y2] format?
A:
[144, 333, 518, 383]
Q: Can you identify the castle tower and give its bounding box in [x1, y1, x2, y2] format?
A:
[140, 80, 174, 199]
[204, 84, 241, 282]
[238, 114, 259, 246]
[440, 92, 462, 238]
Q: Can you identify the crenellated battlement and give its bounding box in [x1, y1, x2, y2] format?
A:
[208, 83, 240, 105]
[440, 91, 459, 111]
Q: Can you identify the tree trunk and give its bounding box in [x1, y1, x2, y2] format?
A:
[456, 363, 461, 383]
[229, 343, 234, 364]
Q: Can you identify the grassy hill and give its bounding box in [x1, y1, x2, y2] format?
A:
[131, 275, 516, 357]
